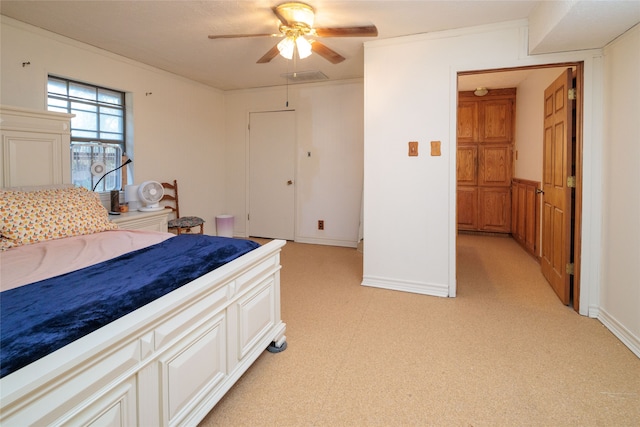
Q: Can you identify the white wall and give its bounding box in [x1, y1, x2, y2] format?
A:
[224, 81, 364, 247]
[363, 20, 605, 308]
[1, 17, 365, 245]
[599, 24, 640, 356]
[364, 19, 640, 356]
[513, 67, 569, 181]
[0, 17, 226, 235]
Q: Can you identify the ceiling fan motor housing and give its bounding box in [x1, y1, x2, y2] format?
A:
[276, 2, 315, 28]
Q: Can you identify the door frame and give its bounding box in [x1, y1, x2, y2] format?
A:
[455, 62, 584, 310]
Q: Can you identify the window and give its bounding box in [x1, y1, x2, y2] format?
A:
[47, 76, 126, 191]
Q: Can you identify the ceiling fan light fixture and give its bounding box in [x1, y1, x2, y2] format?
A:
[276, 2, 315, 28]
[277, 36, 296, 59]
[277, 34, 312, 60]
[296, 36, 312, 59]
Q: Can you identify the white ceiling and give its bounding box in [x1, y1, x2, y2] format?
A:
[1, 1, 639, 91]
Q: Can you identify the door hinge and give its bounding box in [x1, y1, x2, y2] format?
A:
[566, 263, 575, 275]
[247, 213, 250, 221]
[567, 176, 576, 188]
[568, 88, 577, 100]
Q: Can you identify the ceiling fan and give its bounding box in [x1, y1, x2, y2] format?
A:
[208, 2, 378, 64]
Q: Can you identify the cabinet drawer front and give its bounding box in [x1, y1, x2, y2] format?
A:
[113, 216, 168, 232]
[116, 218, 163, 231]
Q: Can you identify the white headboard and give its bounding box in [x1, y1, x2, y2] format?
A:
[0, 105, 74, 188]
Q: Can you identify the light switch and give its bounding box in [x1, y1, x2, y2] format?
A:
[430, 141, 441, 156]
[408, 141, 418, 157]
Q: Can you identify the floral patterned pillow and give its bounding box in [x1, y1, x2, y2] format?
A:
[0, 187, 117, 250]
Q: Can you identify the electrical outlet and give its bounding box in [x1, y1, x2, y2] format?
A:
[318, 220, 324, 230]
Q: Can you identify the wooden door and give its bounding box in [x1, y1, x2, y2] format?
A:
[457, 101, 478, 143]
[478, 145, 512, 186]
[456, 145, 477, 230]
[456, 145, 477, 185]
[457, 187, 478, 230]
[541, 69, 573, 305]
[478, 144, 512, 233]
[480, 98, 514, 143]
[456, 89, 514, 233]
[249, 110, 296, 240]
[478, 187, 511, 232]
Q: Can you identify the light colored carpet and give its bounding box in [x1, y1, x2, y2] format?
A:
[200, 234, 640, 426]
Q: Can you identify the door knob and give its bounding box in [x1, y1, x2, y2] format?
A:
[287, 180, 293, 185]
[536, 188, 544, 194]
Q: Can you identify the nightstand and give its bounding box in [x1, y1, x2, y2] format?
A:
[109, 210, 169, 232]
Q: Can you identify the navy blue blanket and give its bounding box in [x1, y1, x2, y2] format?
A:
[0, 235, 260, 378]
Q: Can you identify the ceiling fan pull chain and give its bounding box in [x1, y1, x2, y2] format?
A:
[286, 60, 290, 107]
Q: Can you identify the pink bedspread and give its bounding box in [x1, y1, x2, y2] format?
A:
[1, 230, 174, 292]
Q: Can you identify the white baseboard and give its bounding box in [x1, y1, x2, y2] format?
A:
[361, 275, 449, 297]
[598, 308, 640, 359]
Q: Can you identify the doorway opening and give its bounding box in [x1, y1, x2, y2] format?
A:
[456, 62, 584, 311]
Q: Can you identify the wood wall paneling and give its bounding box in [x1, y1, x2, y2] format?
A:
[511, 178, 540, 257]
[457, 186, 479, 230]
[478, 187, 511, 232]
[456, 89, 515, 234]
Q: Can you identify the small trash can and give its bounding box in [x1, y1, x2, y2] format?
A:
[215, 215, 234, 237]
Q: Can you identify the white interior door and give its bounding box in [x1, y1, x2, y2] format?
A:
[249, 110, 295, 240]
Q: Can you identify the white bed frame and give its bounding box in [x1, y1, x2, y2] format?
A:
[0, 106, 287, 426]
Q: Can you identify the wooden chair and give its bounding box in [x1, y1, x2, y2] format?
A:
[160, 180, 205, 234]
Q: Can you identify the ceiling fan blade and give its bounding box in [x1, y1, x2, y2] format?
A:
[314, 25, 378, 38]
[208, 33, 277, 39]
[257, 44, 281, 64]
[311, 41, 345, 64]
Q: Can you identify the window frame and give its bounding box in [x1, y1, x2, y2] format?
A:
[47, 76, 127, 192]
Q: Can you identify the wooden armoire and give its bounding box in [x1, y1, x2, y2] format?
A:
[457, 88, 515, 233]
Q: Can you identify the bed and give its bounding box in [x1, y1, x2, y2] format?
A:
[0, 106, 286, 426]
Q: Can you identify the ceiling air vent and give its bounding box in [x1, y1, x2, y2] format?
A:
[281, 70, 329, 83]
